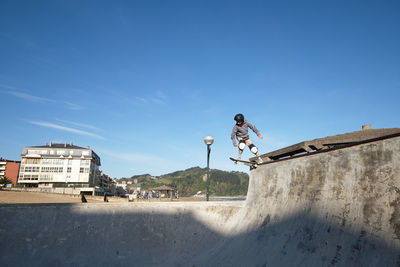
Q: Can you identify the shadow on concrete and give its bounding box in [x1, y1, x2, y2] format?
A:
[195, 211, 400, 267]
[1, 204, 399, 267]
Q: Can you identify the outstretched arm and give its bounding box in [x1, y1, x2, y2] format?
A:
[247, 122, 263, 139]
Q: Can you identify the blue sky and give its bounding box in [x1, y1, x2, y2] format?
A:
[1, 0, 399, 178]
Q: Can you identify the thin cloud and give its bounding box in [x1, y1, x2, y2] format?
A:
[152, 90, 167, 104]
[1, 90, 54, 103]
[28, 120, 105, 140]
[64, 101, 85, 110]
[155, 90, 167, 99]
[55, 119, 102, 132]
[149, 97, 166, 105]
[1, 85, 84, 110]
[0, 84, 19, 90]
[135, 91, 167, 105]
[136, 97, 148, 104]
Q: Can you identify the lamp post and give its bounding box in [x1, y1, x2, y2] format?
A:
[203, 136, 214, 201]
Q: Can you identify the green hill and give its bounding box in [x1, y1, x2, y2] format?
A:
[119, 167, 249, 197]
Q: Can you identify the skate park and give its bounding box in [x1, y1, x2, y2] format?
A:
[1, 127, 400, 266]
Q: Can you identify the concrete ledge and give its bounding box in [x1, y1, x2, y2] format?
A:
[251, 128, 400, 162]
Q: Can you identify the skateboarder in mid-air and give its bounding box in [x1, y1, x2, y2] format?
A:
[231, 113, 264, 164]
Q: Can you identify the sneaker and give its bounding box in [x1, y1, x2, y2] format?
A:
[256, 157, 263, 164]
[235, 157, 241, 164]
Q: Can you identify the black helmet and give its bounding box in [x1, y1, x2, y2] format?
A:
[234, 113, 244, 123]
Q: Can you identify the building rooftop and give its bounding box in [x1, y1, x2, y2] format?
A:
[28, 142, 87, 150]
[0, 158, 21, 163]
[22, 142, 101, 166]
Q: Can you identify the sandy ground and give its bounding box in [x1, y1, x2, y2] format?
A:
[0, 190, 103, 204]
[0, 190, 246, 204]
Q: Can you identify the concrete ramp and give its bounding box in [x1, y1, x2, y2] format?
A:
[196, 135, 400, 266]
[1, 136, 400, 266]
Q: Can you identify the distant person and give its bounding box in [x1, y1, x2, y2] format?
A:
[104, 194, 108, 202]
[231, 113, 263, 163]
[80, 193, 87, 203]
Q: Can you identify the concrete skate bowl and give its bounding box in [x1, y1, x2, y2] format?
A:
[1, 136, 400, 266]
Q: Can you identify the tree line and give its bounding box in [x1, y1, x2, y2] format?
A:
[118, 167, 249, 197]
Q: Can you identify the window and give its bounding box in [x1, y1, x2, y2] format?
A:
[68, 159, 72, 165]
[22, 158, 40, 164]
[80, 160, 90, 166]
[40, 174, 53, 181]
[24, 166, 40, 172]
[41, 167, 63, 173]
[21, 174, 38, 181]
[57, 150, 66, 155]
[42, 159, 64, 165]
[67, 167, 72, 173]
[80, 168, 89, 173]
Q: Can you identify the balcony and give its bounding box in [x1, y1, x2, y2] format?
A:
[0, 166, 5, 171]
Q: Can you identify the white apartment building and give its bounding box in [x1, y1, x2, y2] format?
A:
[18, 142, 101, 189]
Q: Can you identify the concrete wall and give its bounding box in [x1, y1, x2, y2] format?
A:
[197, 135, 400, 266]
[1, 136, 399, 266]
[0, 203, 242, 266]
[9, 187, 93, 195]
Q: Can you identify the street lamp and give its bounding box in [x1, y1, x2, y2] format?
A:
[203, 136, 214, 201]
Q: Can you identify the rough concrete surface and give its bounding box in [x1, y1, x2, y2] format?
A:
[1, 136, 400, 266]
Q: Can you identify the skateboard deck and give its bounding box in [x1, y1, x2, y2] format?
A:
[229, 157, 258, 167]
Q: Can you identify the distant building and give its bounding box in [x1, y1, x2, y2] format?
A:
[0, 158, 21, 186]
[115, 181, 127, 190]
[113, 179, 126, 196]
[96, 171, 116, 195]
[18, 142, 101, 191]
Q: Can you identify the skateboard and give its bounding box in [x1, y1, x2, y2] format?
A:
[229, 157, 258, 168]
